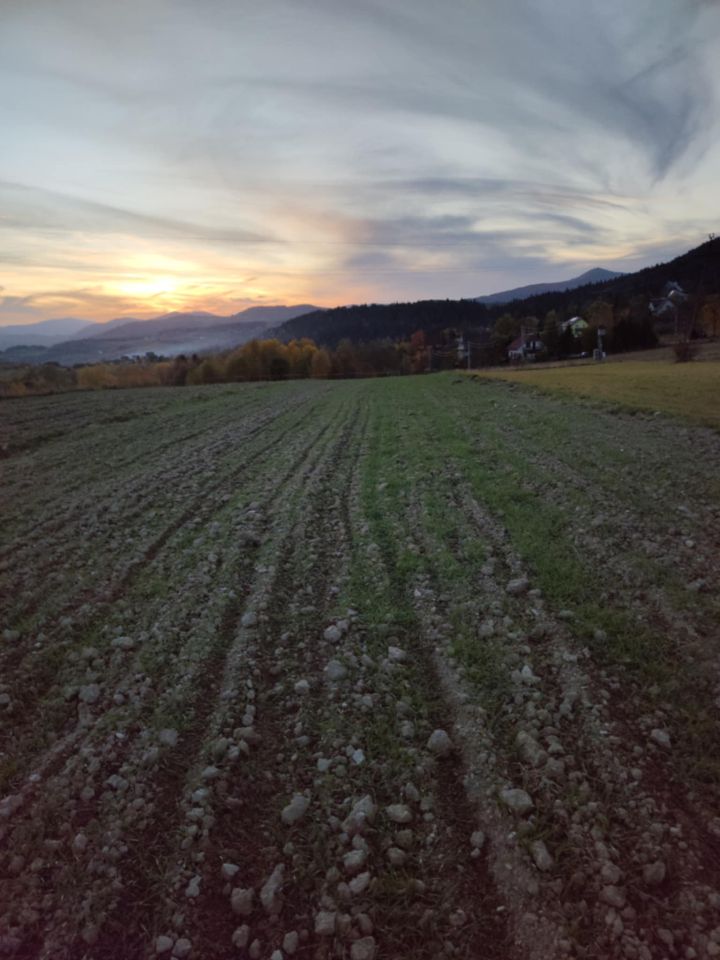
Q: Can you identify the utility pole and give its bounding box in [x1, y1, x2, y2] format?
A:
[467, 339, 471, 370]
[596, 326, 606, 360]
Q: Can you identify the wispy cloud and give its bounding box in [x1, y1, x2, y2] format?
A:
[1, 0, 719, 323]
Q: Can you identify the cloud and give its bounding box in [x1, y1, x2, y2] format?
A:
[0, 0, 719, 320]
[0, 180, 272, 246]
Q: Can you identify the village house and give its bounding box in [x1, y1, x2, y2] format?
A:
[507, 334, 544, 361]
[560, 316, 588, 336]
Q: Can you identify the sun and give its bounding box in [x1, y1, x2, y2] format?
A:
[114, 275, 183, 299]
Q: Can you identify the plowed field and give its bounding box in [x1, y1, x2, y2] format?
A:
[2, 374, 719, 960]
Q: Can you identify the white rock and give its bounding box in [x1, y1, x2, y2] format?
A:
[349, 872, 371, 895]
[499, 787, 534, 815]
[260, 863, 284, 914]
[72, 833, 88, 854]
[221, 862, 240, 880]
[387, 646, 407, 663]
[324, 659, 347, 682]
[343, 849, 367, 875]
[79, 684, 101, 704]
[231, 888, 254, 916]
[324, 625, 343, 643]
[281, 794, 310, 825]
[643, 861, 666, 886]
[159, 729, 178, 748]
[650, 728, 671, 749]
[343, 795, 378, 834]
[600, 885, 626, 909]
[155, 936, 174, 954]
[111, 636, 135, 651]
[282, 931, 299, 955]
[386, 804, 412, 824]
[399, 720, 415, 739]
[314, 911, 337, 936]
[172, 939, 192, 959]
[387, 846, 407, 866]
[294, 679, 310, 695]
[506, 577, 530, 595]
[351, 937, 377, 960]
[470, 830, 485, 850]
[426, 729, 453, 756]
[530, 840, 554, 872]
[519, 664, 540, 685]
[232, 926, 249, 949]
[185, 876, 201, 899]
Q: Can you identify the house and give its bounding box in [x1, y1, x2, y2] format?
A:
[508, 334, 544, 361]
[650, 281, 687, 319]
[560, 316, 588, 336]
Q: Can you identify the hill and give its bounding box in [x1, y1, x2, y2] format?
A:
[0, 318, 96, 350]
[474, 267, 624, 304]
[272, 299, 491, 347]
[271, 237, 720, 346]
[0, 304, 319, 365]
[495, 236, 720, 319]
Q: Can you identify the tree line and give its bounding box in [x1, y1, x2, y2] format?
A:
[0, 335, 433, 397]
[2, 290, 719, 398]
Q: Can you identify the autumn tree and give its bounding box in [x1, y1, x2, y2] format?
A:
[310, 348, 332, 379]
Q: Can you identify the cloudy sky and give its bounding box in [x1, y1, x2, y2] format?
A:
[1, 0, 719, 325]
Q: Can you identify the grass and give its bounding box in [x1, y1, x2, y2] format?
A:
[476, 359, 720, 427]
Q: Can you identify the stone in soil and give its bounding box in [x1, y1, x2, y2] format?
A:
[600, 885, 626, 909]
[426, 728, 453, 756]
[283, 931, 299, 954]
[260, 863, 284, 914]
[281, 794, 310, 825]
[499, 787, 534, 815]
[506, 576, 530, 595]
[387, 645, 407, 662]
[344, 795, 377, 834]
[531, 840, 554, 872]
[650, 728, 671, 749]
[386, 803, 413, 824]
[314, 911, 337, 936]
[351, 936, 377, 959]
[231, 888, 254, 917]
[324, 659, 348, 682]
[78, 684, 100, 704]
[643, 861, 666, 885]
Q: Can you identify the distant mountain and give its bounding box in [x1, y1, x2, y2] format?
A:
[0, 317, 95, 350]
[0, 304, 319, 366]
[87, 305, 318, 341]
[271, 238, 719, 346]
[474, 268, 624, 304]
[488, 236, 720, 319]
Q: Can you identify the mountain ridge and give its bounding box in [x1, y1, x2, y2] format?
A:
[474, 267, 624, 304]
[270, 238, 719, 346]
[0, 304, 320, 364]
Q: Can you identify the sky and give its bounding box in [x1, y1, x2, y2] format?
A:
[1, 0, 719, 326]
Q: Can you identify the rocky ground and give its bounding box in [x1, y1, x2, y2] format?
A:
[1, 374, 719, 959]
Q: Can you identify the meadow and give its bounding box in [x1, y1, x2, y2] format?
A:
[1, 373, 719, 960]
[478, 353, 720, 428]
